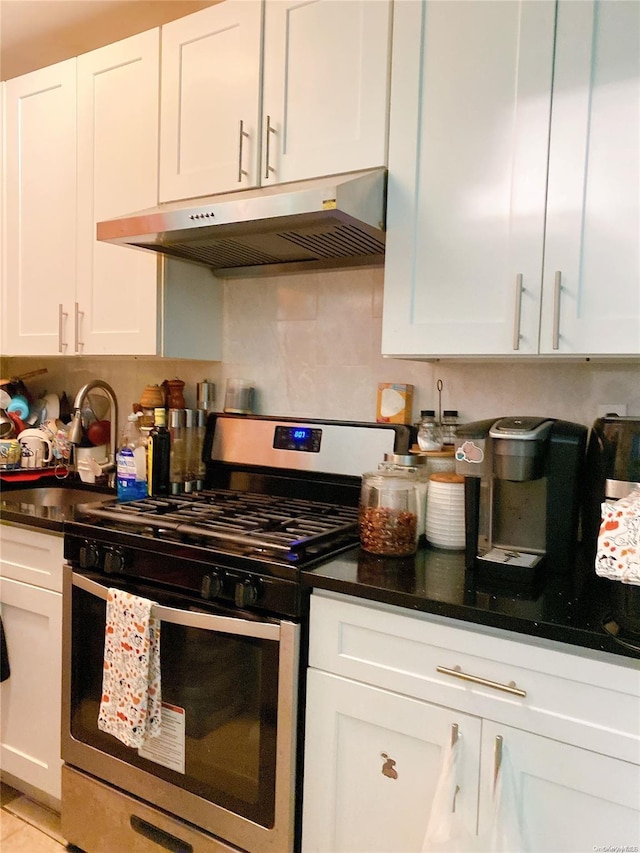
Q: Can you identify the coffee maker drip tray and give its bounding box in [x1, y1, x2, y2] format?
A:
[479, 548, 543, 569]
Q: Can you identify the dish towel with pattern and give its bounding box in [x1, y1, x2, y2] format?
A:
[98, 588, 162, 748]
[595, 487, 640, 586]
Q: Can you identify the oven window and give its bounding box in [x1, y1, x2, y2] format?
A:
[70, 585, 279, 827]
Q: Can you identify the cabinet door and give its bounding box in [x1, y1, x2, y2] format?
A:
[261, 0, 391, 184]
[159, 1, 263, 201]
[4, 60, 77, 356]
[302, 669, 481, 853]
[478, 722, 640, 853]
[382, 1, 555, 357]
[76, 30, 160, 355]
[0, 577, 63, 801]
[540, 0, 640, 355]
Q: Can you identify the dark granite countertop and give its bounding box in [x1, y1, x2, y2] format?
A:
[302, 544, 640, 663]
[3, 480, 638, 663]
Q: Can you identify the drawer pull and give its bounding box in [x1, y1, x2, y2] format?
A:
[436, 665, 527, 698]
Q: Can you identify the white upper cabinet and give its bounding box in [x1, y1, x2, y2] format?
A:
[4, 60, 78, 356]
[540, 0, 640, 355]
[2, 30, 222, 359]
[159, 0, 392, 202]
[382, 0, 640, 359]
[3, 33, 160, 357]
[159, 0, 263, 200]
[260, 0, 391, 185]
[76, 29, 160, 355]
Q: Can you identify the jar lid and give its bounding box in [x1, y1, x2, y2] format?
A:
[411, 446, 455, 457]
[384, 452, 427, 467]
[420, 409, 436, 417]
[429, 472, 464, 484]
[443, 410, 459, 418]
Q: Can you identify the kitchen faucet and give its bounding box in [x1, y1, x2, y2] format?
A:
[68, 380, 119, 468]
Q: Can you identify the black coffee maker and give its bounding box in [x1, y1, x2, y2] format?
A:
[455, 417, 588, 583]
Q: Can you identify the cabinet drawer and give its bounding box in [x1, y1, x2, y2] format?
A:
[309, 591, 640, 762]
[0, 524, 64, 592]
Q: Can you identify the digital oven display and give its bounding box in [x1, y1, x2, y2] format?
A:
[273, 425, 322, 453]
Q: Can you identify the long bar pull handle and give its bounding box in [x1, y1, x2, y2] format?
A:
[436, 665, 527, 698]
[74, 302, 84, 353]
[264, 114, 275, 179]
[552, 270, 562, 350]
[494, 735, 503, 794]
[58, 304, 68, 352]
[512, 273, 523, 350]
[237, 119, 249, 183]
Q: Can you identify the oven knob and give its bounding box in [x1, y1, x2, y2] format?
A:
[201, 571, 224, 600]
[234, 579, 259, 609]
[79, 542, 100, 569]
[103, 547, 127, 574]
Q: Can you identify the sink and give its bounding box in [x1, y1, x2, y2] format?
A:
[2, 486, 114, 508]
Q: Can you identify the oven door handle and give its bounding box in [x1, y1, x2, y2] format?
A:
[72, 572, 284, 641]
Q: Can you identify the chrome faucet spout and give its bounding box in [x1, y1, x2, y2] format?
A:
[69, 380, 119, 465]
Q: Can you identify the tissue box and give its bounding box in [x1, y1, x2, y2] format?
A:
[376, 383, 414, 424]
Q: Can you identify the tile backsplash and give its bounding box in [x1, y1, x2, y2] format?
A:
[3, 266, 639, 435]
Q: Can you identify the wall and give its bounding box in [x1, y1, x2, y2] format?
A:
[3, 266, 639, 435]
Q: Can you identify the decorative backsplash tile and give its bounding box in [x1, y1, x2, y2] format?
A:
[3, 267, 638, 435]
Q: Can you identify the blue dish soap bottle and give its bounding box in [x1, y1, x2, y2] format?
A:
[116, 412, 148, 502]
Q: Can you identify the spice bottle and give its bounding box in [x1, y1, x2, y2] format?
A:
[168, 409, 186, 494]
[441, 410, 459, 446]
[359, 469, 418, 556]
[147, 407, 171, 497]
[417, 410, 443, 451]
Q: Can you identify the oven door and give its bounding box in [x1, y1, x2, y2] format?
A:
[61, 567, 299, 853]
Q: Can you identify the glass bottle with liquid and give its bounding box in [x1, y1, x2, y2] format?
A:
[147, 407, 171, 497]
[168, 409, 186, 494]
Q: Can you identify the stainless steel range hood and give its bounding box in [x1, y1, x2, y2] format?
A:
[97, 168, 387, 278]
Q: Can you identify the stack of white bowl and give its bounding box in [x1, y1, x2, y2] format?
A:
[425, 472, 465, 550]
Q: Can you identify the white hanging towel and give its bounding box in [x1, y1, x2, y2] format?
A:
[421, 735, 527, 853]
[421, 735, 482, 853]
[596, 487, 640, 585]
[488, 743, 528, 853]
[98, 588, 162, 748]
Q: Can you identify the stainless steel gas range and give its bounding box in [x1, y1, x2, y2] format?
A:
[61, 414, 409, 853]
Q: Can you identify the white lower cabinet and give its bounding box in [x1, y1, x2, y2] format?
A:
[303, 670, 481, 853]
[0, 525, 64, 804]
[478, 722, 640, 853]
[302, 591, 640, 852]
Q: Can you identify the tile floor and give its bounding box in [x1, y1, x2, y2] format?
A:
[0, 782, 70, 852]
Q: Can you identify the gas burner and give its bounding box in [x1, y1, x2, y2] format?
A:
[76, 489, 360, 565]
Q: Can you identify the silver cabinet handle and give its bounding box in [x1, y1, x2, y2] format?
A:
[552, 270, 562, 350]
[494, 735, 503, 793]
[74, 302, 84, 352]
[238, 119, 249, 183]
[436, 664, 527, 697]
[264, 114, 276, 179]
[513, 273, 523, 350]
[58, 304, 68, 352]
